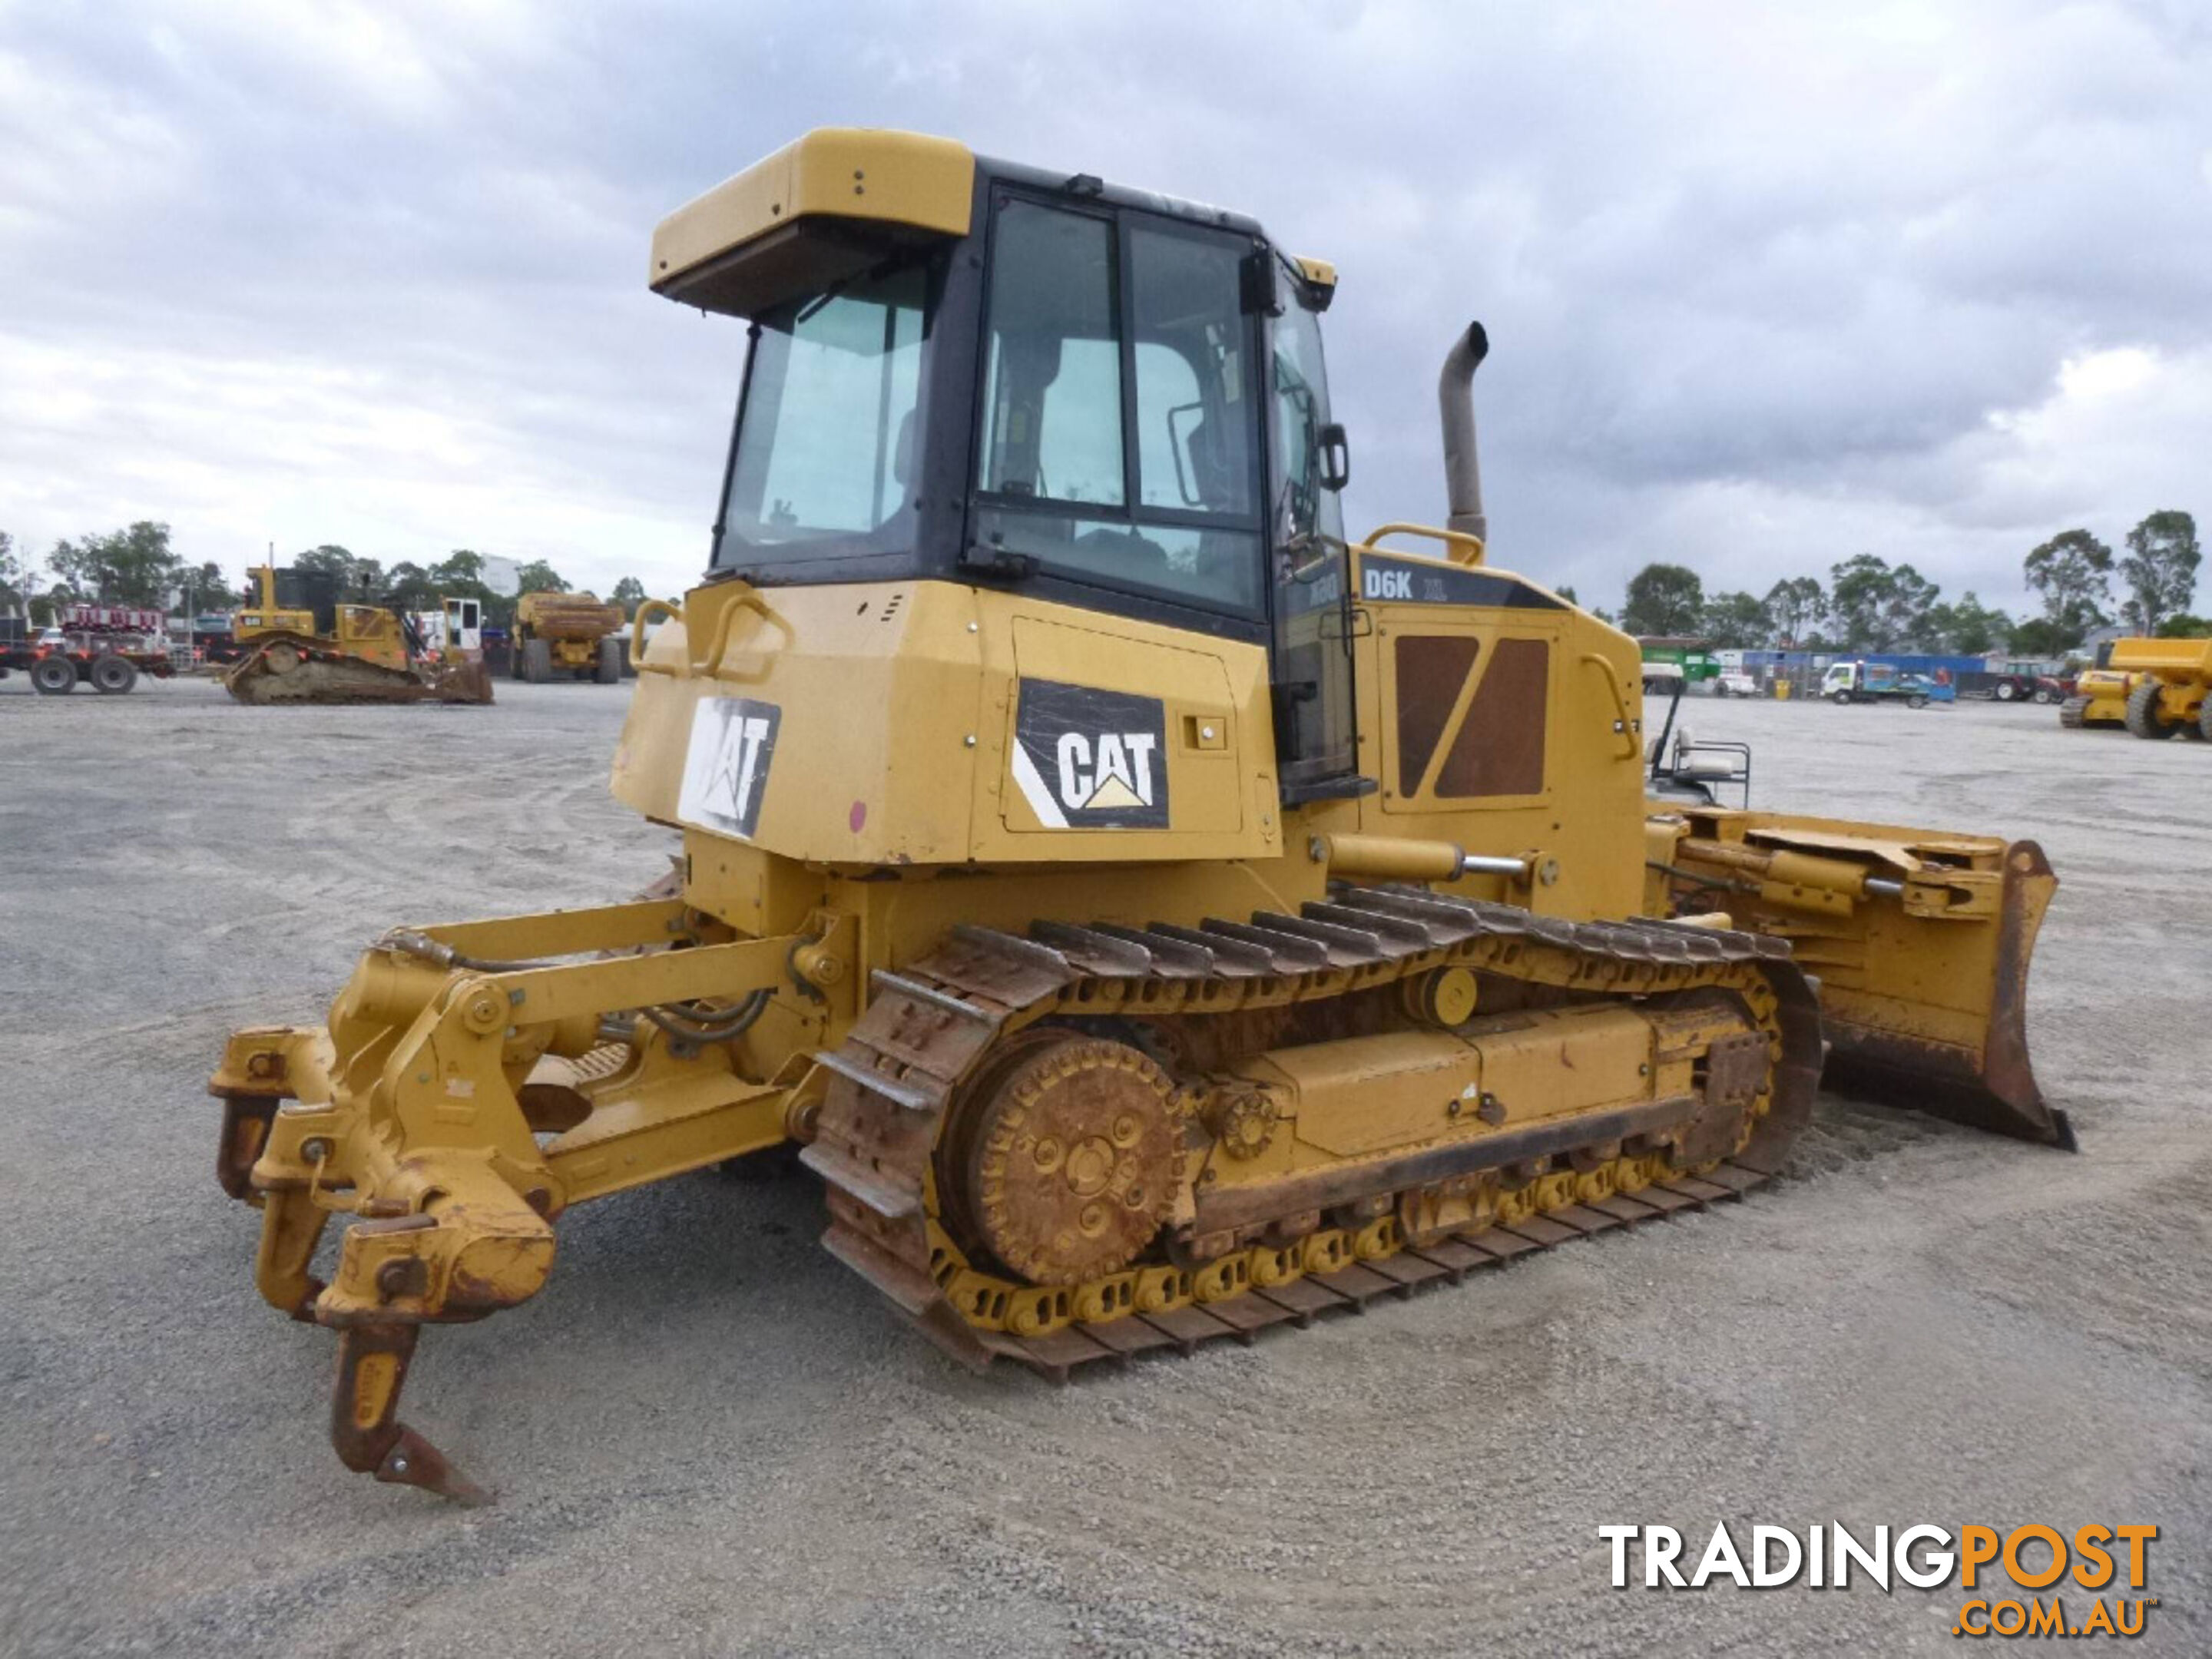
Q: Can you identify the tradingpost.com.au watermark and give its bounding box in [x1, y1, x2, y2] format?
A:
[1601, 1522, 2160, 1638]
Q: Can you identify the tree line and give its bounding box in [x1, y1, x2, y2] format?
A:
[10, 512, 2200, 654]
[283, 545, 651, 629]
[0, 523, 656, 630]
[1615, 510, 2203, 654]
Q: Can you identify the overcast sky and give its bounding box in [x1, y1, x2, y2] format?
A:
[4, 0, 2208, 616]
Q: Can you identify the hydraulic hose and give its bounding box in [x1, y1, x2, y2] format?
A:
[379, 929, 551, 974]
[639, 988, 773, 1044]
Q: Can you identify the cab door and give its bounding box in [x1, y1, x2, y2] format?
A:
[1265, 271, 1362, 799]
[445, 598, 483, 654]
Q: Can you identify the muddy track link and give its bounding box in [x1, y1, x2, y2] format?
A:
[806, 888, 1822, 1381]
[2058, 696, 2088, 729]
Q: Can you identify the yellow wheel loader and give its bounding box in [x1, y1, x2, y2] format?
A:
[209, 130, 2066, 1503]
[512, 590, 626, 684]
[225, 566, 494, 705]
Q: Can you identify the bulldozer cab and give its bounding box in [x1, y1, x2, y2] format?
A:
[679, 139, 1360, 798]
[443, 595, 483, 654]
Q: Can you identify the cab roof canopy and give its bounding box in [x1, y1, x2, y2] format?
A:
[650, 127, 1334, 320]
[650, 128, 976, 319]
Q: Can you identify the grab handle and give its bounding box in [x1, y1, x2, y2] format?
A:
[629, 599, 681, 677]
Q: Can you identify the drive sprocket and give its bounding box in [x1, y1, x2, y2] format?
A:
[950, 1035, 1181, 1286]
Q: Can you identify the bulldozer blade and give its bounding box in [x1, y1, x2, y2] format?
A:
[1817, 839, 2072, 1150]
[422, 658, 495, 704]
[1650, 811, 2072, 1149]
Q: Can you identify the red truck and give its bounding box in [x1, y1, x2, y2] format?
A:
[0, 605, 177, 695]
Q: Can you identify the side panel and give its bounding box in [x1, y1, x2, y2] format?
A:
[1326, 547, 1647, 920]
[613, 578, 986, 865]
[972, 601, 1280, 863]
[610, 578, 1281, 868]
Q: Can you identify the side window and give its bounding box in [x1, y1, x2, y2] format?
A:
[975, 200, 1262, 613]
[1270, 297, 1343, 548]
[979, 203, 1124, 506]
[724, 264, 932, 549]
[1267, 286, 1356, 786]
[1130, 226, 1253, 518]
[1134, 342, 1200, 508]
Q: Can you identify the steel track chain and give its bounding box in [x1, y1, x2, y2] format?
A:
[804, 886, 1823, 1380]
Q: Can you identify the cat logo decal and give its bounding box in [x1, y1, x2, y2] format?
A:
[677, 695, 781, 840]
[1010, 679, 1169, 830]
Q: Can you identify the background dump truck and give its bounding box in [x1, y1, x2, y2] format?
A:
[512, 591, 624, 684]
[1822, 660, 1951, 708]
[2106, 635, 2212, 740]
[2, 604, 177, 695]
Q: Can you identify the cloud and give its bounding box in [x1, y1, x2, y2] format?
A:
[1, 0, 2207, 618]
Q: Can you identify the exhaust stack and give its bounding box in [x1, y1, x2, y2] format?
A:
[1439, 321, 1490, 541]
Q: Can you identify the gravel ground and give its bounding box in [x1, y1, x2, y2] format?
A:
[2, 673, 2207, 1657]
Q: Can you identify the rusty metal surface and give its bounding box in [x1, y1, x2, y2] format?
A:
[1250, 1278, 1348, 1323]
[1363, 1251, 1451, 1290]
[1405, 1237, 1485, 1279]
[1680, 1028, 1771, 1165]
[1587, 1194, 1662, 1224]
[956, 1037, 1179, 1285]
[1546, 1204, 1626, 1236]
[1499, 1215, 1578, 1247]
[327, 1324, 488, 1505]
[222, 633, 495, 707]
[1465, 1230, 1542, 1261]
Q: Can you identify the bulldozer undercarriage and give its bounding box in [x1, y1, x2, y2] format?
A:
[810, 893, 1821, 1379]
[214, 885, 1822, 1500]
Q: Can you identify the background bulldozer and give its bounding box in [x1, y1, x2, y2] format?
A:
[210, 130, 2065, 1503]
[512, 589, 625, 684]
[225, 565, 493, 705]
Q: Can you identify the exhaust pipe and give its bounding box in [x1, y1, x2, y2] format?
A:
[1439, 321, 1489, 541]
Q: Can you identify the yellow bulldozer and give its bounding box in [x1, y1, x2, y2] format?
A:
[2059, 637, 2212, 739]
[209, 131, 2067, 1503]
[224, 565, 494, 705]
[512, 590, 626, 684]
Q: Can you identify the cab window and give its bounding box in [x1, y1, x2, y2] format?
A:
[718, 259, 935, 565]
[974, 198, 1263, 612]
